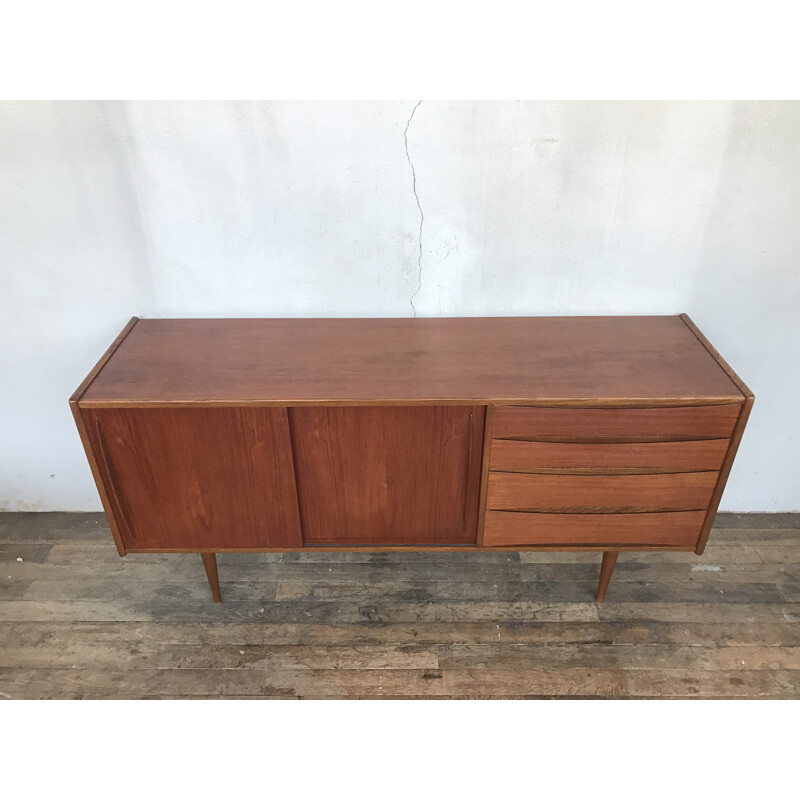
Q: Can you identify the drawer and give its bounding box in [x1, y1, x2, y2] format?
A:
[484, 510, 705, 547]
[488, 439, 730, 474]
[486, 471, 718, 513]
[491, 405, 740, 442]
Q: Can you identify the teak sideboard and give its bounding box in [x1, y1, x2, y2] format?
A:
[70, 316, 753, 603]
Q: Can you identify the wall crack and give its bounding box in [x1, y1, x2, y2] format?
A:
[404, 100, 424, 317]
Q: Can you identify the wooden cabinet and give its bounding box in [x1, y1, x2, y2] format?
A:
[71, 315, 753, 604]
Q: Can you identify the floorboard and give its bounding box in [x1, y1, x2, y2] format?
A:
[0, 512, 798, 699]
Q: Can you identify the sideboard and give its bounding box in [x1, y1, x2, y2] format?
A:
[70, 315, 753, 603]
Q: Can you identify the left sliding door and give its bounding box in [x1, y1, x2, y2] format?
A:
[80, 407, 303, 551]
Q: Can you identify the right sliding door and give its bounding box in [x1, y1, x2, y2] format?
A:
[289, 406, 485, 546]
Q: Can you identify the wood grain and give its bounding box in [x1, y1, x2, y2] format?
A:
[69, 316, 139, 404]
[679, 314, 754, 399]
[81, 407, 303, 550]
[289, 406, 484, 545]
[78, 316, 745, 405]
[488, 438, 730, 474]
[491, 404, 741, 442]
[2, 618, 798, 647]
[1, 667, 798, 699]
[483, 511, 705, 547]
[486, 471, 718, 513]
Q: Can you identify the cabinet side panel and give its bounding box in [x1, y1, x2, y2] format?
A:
[695, 396, 754, 554]
[290, 406, 482, 545]
[70, 402, 128, 555]
[82, 407, 302, 550]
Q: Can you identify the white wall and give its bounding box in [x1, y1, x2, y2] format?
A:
[1, 100, 798, 511]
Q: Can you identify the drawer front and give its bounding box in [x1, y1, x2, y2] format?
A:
[489, 438, 730, 474]
[484, 510, 705, 547]
[487, 471, 718, 513]
[492, 405, 740, 442]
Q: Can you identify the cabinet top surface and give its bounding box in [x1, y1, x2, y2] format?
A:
[77, 316, 746, 406]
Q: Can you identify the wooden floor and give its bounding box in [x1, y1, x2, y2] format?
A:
[1, 512, 799, 699]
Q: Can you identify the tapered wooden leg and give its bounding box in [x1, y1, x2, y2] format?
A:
[201, 553, 222, 603]
[596, 550, 619, 602]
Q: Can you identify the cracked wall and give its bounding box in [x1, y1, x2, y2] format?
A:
[404, 100, 424, 316]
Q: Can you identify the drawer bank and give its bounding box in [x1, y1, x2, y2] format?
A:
[70, 315, 753, 604]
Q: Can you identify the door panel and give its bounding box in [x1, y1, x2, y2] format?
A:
[84, 407, 302, 550]
[289, 406, 485, 545]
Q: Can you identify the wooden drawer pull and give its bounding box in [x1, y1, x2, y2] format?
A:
[489, 438, 730, 474]
[492, 405, 740, 442]
[487, 471, 718, 513]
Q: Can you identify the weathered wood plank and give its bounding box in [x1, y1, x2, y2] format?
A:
[36, 573, 786, 606]
[0, 544, 53, 563]
[0, 667, 627, 698]
[0, 599, 601, 623]
[0, 667, 798, 699]
[273, 580, 595, 603]
[5, 635, 799, 672]
[622, 669, 800, 698]
[712, 513, 800, 529]
[44, 544, 197, 566]
[0, 643, 438, 671]
[753, 544, 800, 564]
[22, 579, 280, 604]
[519, 544, 763, 563]
[6, 556, 797, 587]
[437, 644, 800, 670]
[710, 528, 800, 543]
[596, 602, 800, 623]
[273, 578, 786, 605]
[7, 561, 208, 581]
[0, 602, 146, 622]
[2, 620, 799, 648]
[0, 513, 108, 542]
[778, 579, 800, 602]
[0, 581, 31, 601]
[3, 598, 798, 625]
